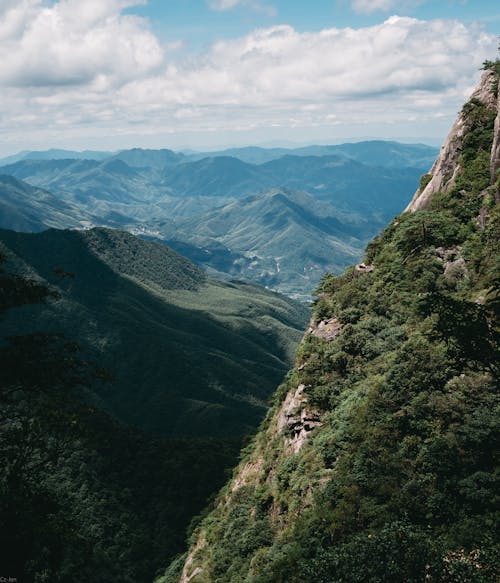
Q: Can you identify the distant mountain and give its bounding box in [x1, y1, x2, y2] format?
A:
[0, 141, 434, 297]
[0, 174, 93, 231]
[110, 147, 185, 170]
[164, 155, 274, 198]
[186, 140, 438, 167]
[163, 189, 365, 299]
[0, 148, 112, 165]
[0, 227, 309, 437]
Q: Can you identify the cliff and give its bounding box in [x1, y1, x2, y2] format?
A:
[406, 68, 499, 212]
[159, 63, 500, 583]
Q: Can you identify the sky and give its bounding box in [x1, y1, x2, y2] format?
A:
[0, 0, 499, 156]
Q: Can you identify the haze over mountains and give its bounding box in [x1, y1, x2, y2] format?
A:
[0, 140, 437, 298]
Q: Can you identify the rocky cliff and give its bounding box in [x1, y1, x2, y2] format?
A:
[406, 68, 499, 212]
[159, 63, 500, 583]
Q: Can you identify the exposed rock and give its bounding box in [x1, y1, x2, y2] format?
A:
[406, 70, 498, 212]
[308, 317, 342, 341]
[277, 384, 322, 453]
[178, 534, 206, 583]
[435, 247, 468, 280]
[477, 206, 490, 230]
[444, 257, 468, 281]
[435, 246, 458, 261]
[490, 76, 500, 182]
[231, 459, 264, 493]
[355, 262, 375, 273]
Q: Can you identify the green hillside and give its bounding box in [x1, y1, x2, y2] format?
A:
[0, 226, 309, 582]
[166, 66, 499, 583]
[0, 174, 93, 231]
[0, 227, 309, 437]
[163, 189, 365, 299]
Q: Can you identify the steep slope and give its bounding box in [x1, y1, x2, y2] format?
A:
[163, 189, 365, 299]
[0, 228, 309, 437]
[0, 175, 93, 231]
[167, 66, 499, 583]
[0, 255, 242, 583]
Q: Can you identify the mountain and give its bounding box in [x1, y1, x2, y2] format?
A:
[0, 148, 112, 165]
[163, 189, 365, 299]
[0, 174, 93, 231]
[0, 227, 309, 437]
[164, 155, 274, 198]
[166, 66, 500, 583]
[110, 147, 185, 170]
[0, 142, 433, 297]
[186, 141, 438, 167]
[0, 226, 309, 582]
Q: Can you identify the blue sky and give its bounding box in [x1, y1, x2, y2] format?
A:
[0, 0, 498, 155]
[130, 0, 500, 51]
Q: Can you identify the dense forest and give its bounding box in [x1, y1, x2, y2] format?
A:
[0, 230, 308, 582]
[167, 64, 499, 583]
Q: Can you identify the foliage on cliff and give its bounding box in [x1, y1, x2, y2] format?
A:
[167, 67, 499, 583]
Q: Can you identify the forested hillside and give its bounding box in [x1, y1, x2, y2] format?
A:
[0, 228, 308, 582]
[167, 65, 499, 583]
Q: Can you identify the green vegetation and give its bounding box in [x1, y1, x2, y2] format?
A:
[0, 228, 308, 437]
[0, 142, 433, 298]
[169, 69, 499, 583]
[0, 229, 309, 582]
[163, 189, 364, 300]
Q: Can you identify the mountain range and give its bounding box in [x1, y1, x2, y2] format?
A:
[0, 140, 437, 298]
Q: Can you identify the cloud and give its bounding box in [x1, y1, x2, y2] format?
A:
[0, 0, 162, 87]
[209, 0, 243, 9]
[208, 0, 276, 16]
[0, 5, 497, 152]
[351, 0, 425, 14]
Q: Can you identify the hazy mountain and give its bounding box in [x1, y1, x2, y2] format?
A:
[168, 66, 500, 583]
[0, 141, 434, 297]
[163, 189, 365, 299]
[186, 140, 438, 167]
[163, 155, 274, 198]
[0, 148, 112, 165]
[110, 147, 185, 170]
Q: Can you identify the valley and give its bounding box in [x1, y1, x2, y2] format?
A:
[0, 140, 436, 299]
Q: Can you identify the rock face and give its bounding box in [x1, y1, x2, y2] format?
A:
[308, 317, 342, 341]
[406, 69, 498, 212]
[490, 75, 500, 182]
[276, 384, 322, 453]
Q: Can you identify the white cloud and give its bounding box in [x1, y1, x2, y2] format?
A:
[0, 4, 497, 153]
[208, 0, 276, 16]
[0, 0, 162, 87]
[351, 0, 425, 14]
[209, 0, 243, 9]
